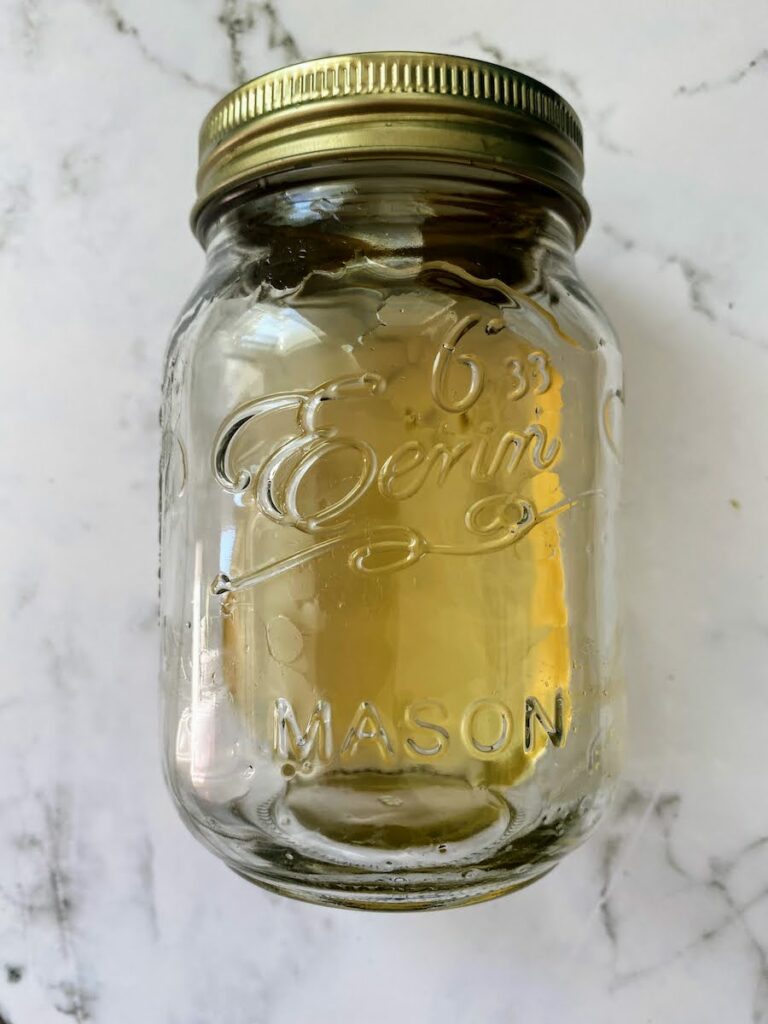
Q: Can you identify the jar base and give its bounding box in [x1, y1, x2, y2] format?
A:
[228, 861, 556, 912]
[172, 774, 611, 911]
[279, 769, 511, 855]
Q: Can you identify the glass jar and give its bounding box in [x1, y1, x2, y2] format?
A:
[160, 52, 624, 910]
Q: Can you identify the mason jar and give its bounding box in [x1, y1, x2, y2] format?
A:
[159, 51, 624, 910]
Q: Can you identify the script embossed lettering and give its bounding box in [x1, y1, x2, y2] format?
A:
[210, 297, 575, 595]
[213, 372, 385, 532]
[430, 313, 485, 413]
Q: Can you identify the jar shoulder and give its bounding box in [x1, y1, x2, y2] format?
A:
[540, 260, 621, 356]
[164, 251, 621, 392]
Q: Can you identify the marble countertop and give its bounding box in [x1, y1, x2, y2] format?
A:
[1, 2, 767, 1021]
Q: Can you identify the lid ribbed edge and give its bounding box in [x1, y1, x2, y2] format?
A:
[199, 52, 583, 161]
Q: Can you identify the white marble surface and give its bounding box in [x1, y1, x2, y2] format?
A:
[1, 1, 767, 1021]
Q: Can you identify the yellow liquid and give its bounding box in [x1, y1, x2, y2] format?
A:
[217, 261, 572, 850]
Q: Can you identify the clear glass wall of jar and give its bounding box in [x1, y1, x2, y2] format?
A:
[160, 54, 624, 910]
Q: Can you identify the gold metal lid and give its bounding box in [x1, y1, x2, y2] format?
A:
[193, 51, 588, 232]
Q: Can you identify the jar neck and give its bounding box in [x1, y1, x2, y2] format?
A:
[198, 163, 581, 293]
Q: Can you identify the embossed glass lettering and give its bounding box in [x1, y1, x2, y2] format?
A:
[340, 701, 395, 761]
[209, 312, 570, 598]
[273, 698, 333, 762]
[270, 695, 569, 763]
[430, 313, 485, 412]
[404, 701, 450, 758]
[378, 439, 473, 499]
[524, 691, 565, 753]
[461, 698, 513, 757]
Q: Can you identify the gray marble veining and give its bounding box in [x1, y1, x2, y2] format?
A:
[0, 1, 766, 1021]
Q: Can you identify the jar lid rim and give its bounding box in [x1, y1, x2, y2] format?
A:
[193, 51, 588, 232]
